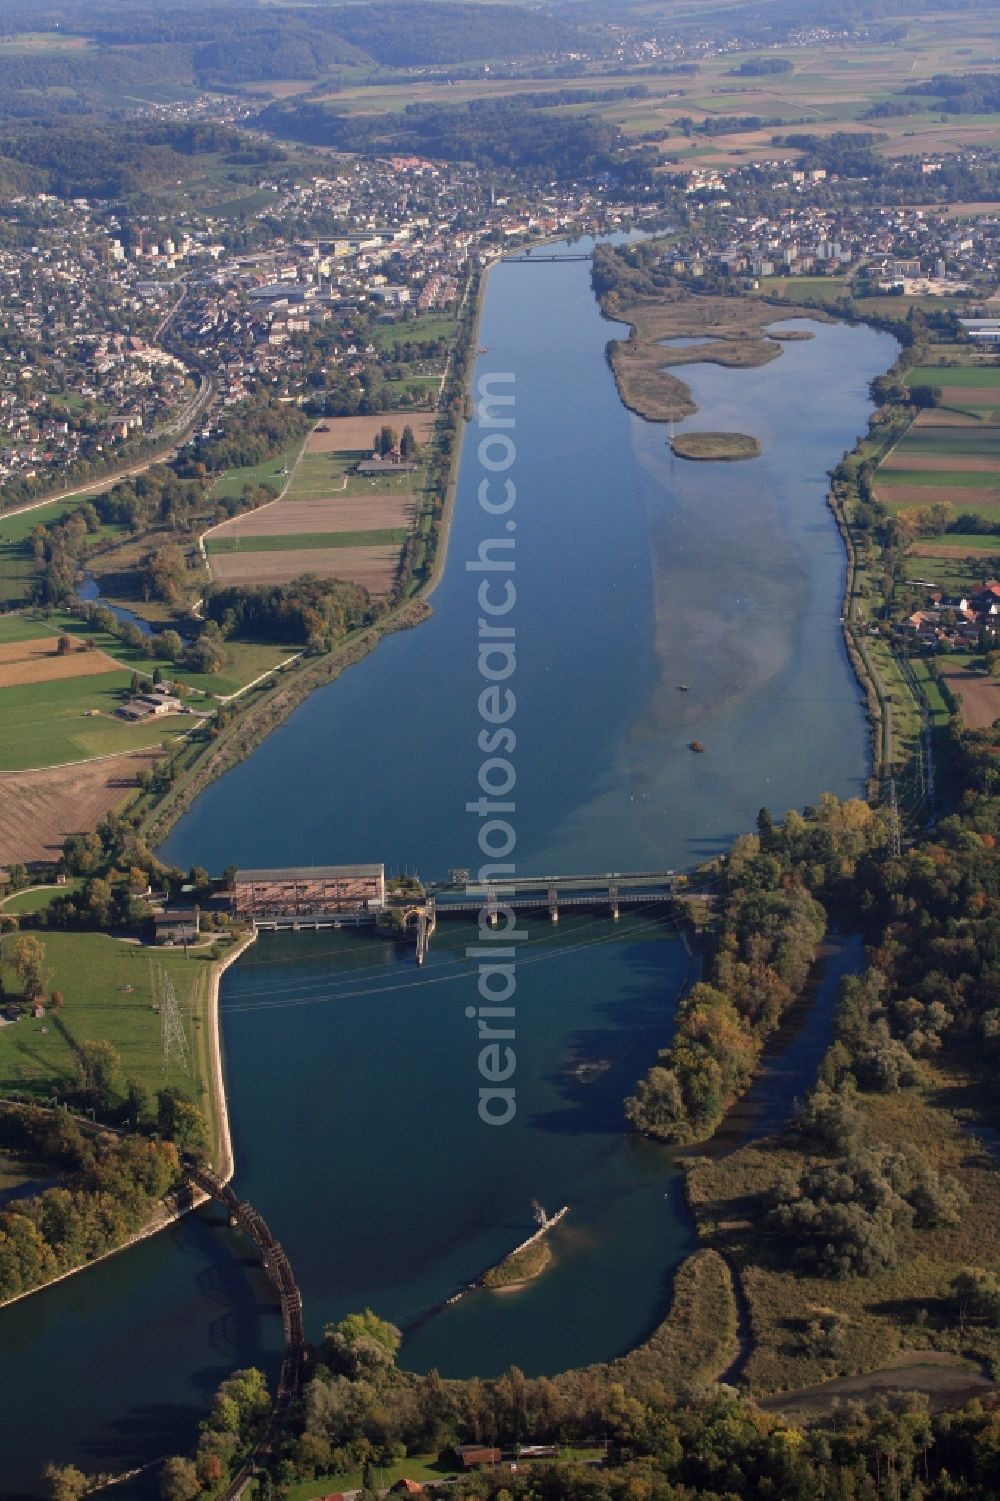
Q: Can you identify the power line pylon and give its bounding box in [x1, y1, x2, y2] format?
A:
[886, 776, 902, 860]
[155, 962, 190, 1074]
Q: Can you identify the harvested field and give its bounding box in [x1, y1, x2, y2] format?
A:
[0, 637, 61, 663]
[910, 541, 1000, 559]
[941, 387, 1000, 408]
[914, 408, 985, 428]
[305, 413, 435, 454]
[940, 669, 1000, 731]
[208, 545, 400, 594]
[0, 748, 162, 865]
[880, 454, 1000, 474]
[210, 495, 415, 538]
[878, 485, 1000, 514]
[0, 644, 122, 688]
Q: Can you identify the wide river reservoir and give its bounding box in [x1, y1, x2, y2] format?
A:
[0, 242, 895, 1495]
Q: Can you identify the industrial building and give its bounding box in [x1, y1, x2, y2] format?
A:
[231, 864, 385, 920]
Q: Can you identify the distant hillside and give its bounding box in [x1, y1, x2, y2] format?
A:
[323, 1, 591, 65]
[0, 0, 598, 117]
[257, 93, 634, 179]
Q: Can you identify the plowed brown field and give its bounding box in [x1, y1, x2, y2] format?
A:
[880, 454, 1000, 473]
[209, 545, 400, 594]
[306, 412, 435, 454]
[0, 748, 162, 865]
[217, 496, 415, 537]
[879, 484, 1000, 509]
[942, 387, 1000, 408]
[940, 669, 1000, 731]
[0, 645, 122, 688]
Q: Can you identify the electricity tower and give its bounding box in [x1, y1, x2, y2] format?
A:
[154, 963, 190, 1074]
[886, 776, 902, 861]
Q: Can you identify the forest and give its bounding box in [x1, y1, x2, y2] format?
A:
[258, 97, 634, 182]
[0, 1108, 187, 1303]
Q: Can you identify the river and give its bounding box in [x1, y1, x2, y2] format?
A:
[0, 243, 894, 1496]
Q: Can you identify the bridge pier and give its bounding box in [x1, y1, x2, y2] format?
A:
[609, 884, 619, 921]
[548, 886, 559, 924]
[486, 892, 500, 928]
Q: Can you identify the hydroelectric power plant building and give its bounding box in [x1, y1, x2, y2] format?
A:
[231, 864, 385, 924]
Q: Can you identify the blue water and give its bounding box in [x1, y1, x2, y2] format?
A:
[160, 267, 892, 881]
[0, 244, 895, 1496]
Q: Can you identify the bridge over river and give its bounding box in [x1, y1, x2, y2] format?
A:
[185, 1163, 305, 1498]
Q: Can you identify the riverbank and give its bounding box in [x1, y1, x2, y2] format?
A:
[136, 265, 489, 853]
[205, 928, 258, 1184]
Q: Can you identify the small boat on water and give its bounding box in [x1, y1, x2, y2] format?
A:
[676, 684, 690, 692]
[689, 740, 705, 753]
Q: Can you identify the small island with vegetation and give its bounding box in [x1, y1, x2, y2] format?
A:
[479, 1201, 569, 1290]
[481, 1238, 552, 1290]
[670, 431, 761, 462]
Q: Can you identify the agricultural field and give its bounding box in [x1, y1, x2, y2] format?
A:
[208, 545, 402, 591]
[293, 18, 1000, 170]
[937, 657, 1000, 730]
[759, 276, 848, 305]
[0, 751, 163, 866]
[0, 673, 189, 772]
[874, 397, 1000, 521]
[0, 612, 299, 773]
[0, 931, 218, 1141]
[202, 414, 434, 597]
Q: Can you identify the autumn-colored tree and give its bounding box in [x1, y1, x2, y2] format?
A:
[42, 1463, 89, 1501]
[10, 933, 47, 998]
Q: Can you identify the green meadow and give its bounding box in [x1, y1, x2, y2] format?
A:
[877, 469, 1000, 490]
[0, 931, 219, 1142]
[206, 529, 407, 554]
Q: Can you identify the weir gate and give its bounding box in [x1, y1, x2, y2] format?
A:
[227, 865, 688, 960]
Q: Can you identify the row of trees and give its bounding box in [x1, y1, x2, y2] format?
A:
[0, 1109, 181, 1302]
[626, 797, 884, 1144]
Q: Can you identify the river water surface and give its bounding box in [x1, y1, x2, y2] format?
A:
[0, 243, 894, 1496]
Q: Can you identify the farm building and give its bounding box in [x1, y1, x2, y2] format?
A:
[452, 1446, 501, 1471]
[154, 908, 200, 944]
[231, 864, 385, 919]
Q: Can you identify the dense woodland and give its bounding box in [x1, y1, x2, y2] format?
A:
[0, 1108, 186, 1302]
[257, 97, 646, 183]
[626, 798, 881, 1144]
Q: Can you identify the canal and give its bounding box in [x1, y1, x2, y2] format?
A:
[0, 241, 895, 1496]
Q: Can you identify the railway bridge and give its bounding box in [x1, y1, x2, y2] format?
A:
[185, 1163, 305, 1497]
